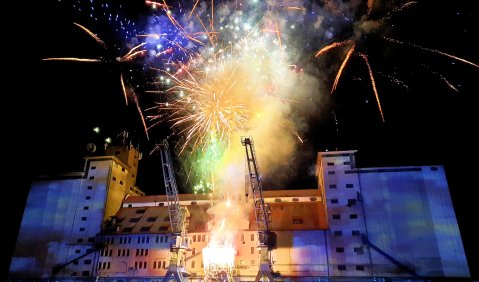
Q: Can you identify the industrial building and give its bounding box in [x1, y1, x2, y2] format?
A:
[9, 145, 470, 281]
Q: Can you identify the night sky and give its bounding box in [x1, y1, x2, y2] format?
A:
[5, 0, 478, 278]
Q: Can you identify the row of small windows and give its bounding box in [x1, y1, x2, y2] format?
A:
[330, 198, 357, 205]
[71, 271, 90, 277]
[329, 184, 354, 189]
[134, 261, 148, 269]
[153, 261, 168, 269]
[332, 214, 358, 220]
[136, 249, 149, 256]
[335, 246, 364, 254]
[98, 261, 111, 270]
[77, 237, 95, 243]
[337, 265, 365, 271]
[333, 230, 361, 236]
[111, 176, 124, 185]
[327, 161, 351, 166]
[100, 248, 113, 256]
[118, 249, 130, 256]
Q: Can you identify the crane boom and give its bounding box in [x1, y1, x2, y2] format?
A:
[159, 140, 190, 282]
[241, 137, 275, 282]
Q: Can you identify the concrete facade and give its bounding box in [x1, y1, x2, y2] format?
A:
[9, 149, 469, 280]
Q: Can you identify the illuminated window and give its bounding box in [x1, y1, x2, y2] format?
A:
[336, 247, 344, 253]
[292, 217, 303, 224]
[329, 184, 337, 189]
[332, 214, 341, 220]
[356, 265, 365, 271]
[338, 265, 346, 271]
[331, 199, 338, 204]
[350, 214, 358, 219]
[334, 231, 342, 236]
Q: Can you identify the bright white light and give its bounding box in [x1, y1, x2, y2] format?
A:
[203, 245, 235, 268]
[93, 127, 100, 134]
[105, 137, 112, 144]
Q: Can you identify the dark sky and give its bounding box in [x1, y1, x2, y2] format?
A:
[5, 0, 478, 278]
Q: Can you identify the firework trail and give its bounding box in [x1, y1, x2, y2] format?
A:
[331, 44, 355, 94]
[315, 40, 354, 58]
[420, 64, 459, 93]
[73, 22, 107, 49]
[360, 53, 385, 122]
[383, 37, 479, 69]
[42, 58, 101, 62]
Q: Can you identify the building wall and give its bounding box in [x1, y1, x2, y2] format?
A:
[10, 146, 143, 279]
[358, 166, 470, 277]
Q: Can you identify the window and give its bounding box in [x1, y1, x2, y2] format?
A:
[73, 260, 79, 265]
[354, 247, 363, 254]
[327, 162, 334, 166]
[79, 228, 85, 232]
[431, 167, 438, 171]
[122, 167, 126, 172]
[334, 231, 342, 236]
[251, 247, 255, 254]
[328, 171, 335, 175]
[84, 259, 92, 265]
[159, 226, 168, 231]
[115, 150, 120, 155]
[346, 183, 354, 188]
[343, 161, 351, 165]
[120, 180, 124, 185]
[352, 230, 360, 236]
[336, 247, 344, 253]
[82, 271, 90, 276]
[87, 186, 93, 190]
[91, 166, 96, 170]
[88, 237, 95, 243]
[118, 249, 121, 256]
[83, 206, 89, 210]
[202, 234, 206, 242]
[89, 176, 94, 180]
[332, 214, 341, 220]
[85, 196, 91, 200]
[347, 199, 356, 206]
[75, 249, 81, 254]
[191, 261, 195, 268]
[350, 214, 358, 219]
[292, 217, 303, 224]
[81, 216, 87, 221]
[130, 217, 140, 222]
[112, 176, 117, 182]
[193, 235, 196, 242]
[356, 265, 365, 271]
[331, 198, 338, 204]
[338, 265, 346, 271]
[122, 227, 133, 232]
[251, 234, 254, 241]
[329, 184, 337, 189]
[140, 226, 151, 232]
[77, 238, 83, 243]
[71, 272, 77, 276]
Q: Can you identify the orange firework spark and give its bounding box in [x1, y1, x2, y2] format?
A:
[73, 22, 107, 49]
[42, 58, 101, 62]
[383, 37, 479, 69]
[315, 40, 353, 58]
[331, 44, 355, 94]
[359, 53, 385, 122]
[367, 0, 374, 15]
[120, 74, 129, 105]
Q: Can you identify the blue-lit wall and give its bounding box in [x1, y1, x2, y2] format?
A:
[9, 179, 85, 277]
[359, 166, 470, 277]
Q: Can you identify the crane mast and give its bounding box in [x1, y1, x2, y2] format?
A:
[241, 137, 275, 282]
[159, 140, 190, 282]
